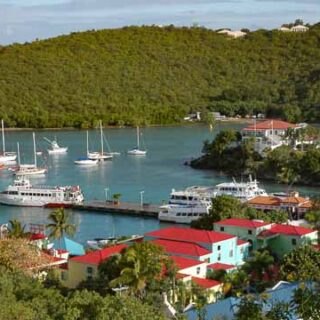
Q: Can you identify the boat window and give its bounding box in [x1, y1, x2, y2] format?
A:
[193, 213, 198, 216]
[188, 197, 193, 201]
[187, 213, 192, 216]
[182, 213, 187, 216]
[176, 213, 181, 216]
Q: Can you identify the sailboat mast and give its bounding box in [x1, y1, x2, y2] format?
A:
[33, 132, 37, 167]
[100, 120, 104, 154]
[137, 127, 140, 149]
[17, 142, 20, 165]
[86, 131, 89, 155]
[1, 119, 5, 154]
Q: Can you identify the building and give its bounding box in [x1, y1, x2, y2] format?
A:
[214, 218, 318, 258]
[217, 29, 247, 38]
[184, 281, 315, 320]
[247, 194, 312, 220]
[63, 244, 128, 288]
[242, 119, 301, 154]
[291, 25, 309, 32]
[145, 227, 250, 267]
[278, 26, 291, 32]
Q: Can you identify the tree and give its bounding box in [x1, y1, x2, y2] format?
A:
[46, 208, 76, 251]
[280, 245, 320, 281]
[235, 295, 265, 320]
[305, 209, 320, 236]
[110, 242, 165, 298]
[7, 219, 29, 239]
[223, 269, 250, 297]
[112, 193, 122, 204]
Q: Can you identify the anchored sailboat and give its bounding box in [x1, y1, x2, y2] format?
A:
[14, 133, 47, 176]
[87, 120, 113, 161]
[74, 131, 98, 165]
[0, 119, 17, 163]
[127, 127, 147, 156]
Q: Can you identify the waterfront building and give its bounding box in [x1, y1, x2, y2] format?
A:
[247, 194, 312, 220]
[214, 218, 318, 258]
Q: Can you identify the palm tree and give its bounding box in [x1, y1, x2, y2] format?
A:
[46, 208, 76, 252]
[7, 219, 29, 239]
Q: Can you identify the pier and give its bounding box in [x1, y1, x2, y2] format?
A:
[72, 200, 161, 218]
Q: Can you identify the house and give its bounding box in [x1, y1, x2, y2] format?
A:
[242, 119, 301, 153]
[145, 227, 249, 267]
[63, 244, 128, 288]
[278, 26, 291, 32]
[53, 236, 85, 257]
[217, 29, 247, 38]
[291, 25, 309, 32]
[214, 218, 318, 258]
[184, 281, 315, 320]
[247, 194, 312, 220]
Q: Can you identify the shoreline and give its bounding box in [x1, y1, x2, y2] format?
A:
[3, 118, 252, 131]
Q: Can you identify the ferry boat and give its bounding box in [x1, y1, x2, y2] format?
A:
[44, 137, 68, 154]
[158, 201, 211, 224]
[169, 177, 267, 205]
[0, 176, 84, 207]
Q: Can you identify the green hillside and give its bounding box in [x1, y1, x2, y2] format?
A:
[0, 25, 320, 128]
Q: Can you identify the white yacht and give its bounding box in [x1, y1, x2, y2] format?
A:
[0, 119, 17, 163]
[158, 200, 211, 224]
[0, 176, 84, 207]
[44, 137, 68, 154]
[169, 177, 267, 205]
[87, 121, 113, 161]
[127, 127, 147, 155]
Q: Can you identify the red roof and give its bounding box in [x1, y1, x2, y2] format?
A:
[170, 255, 205, 270]
[269, 224, 315, 236]
[152, 239, 211, 257]
[70, 244, 128, 265]
[145, 227, 235, 244]
[30, 233, 46, 240]
[237, 239, 248, 246]
[192, 277, 221, 289]
[207, 262, 236, 271]
[216, 218, 271, 229]
[243, 119, 298, 131]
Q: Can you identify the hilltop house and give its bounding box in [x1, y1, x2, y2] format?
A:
[278, 25, 309, 32]
[241, 119, 302, 154]
[214, 218, 318, 258]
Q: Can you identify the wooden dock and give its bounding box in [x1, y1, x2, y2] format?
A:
[72, 200, 160, 218]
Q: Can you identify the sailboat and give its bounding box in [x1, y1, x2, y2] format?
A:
[87, 120, 113, 161]
[127, 127, 147, 155]
[14, 133, 47, 176]
[0, 119, 17, 163]
[74, 131, 98, 165]
[44, 137, 68, 154]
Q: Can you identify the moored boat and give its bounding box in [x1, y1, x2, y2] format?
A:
[127, 127, 147, 155]
[0, 119, 16, 163]
[0, 176, 84, 207]
[44, 137, 68, 154]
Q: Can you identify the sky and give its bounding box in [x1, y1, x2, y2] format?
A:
[0, 0, 319, 45]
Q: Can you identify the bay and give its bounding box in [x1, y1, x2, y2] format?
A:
[0, 123, 319, 244]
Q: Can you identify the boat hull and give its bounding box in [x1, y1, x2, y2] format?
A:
[0, 154, 17, 163]
[48, 147, 68, 154]
[127, 149, 147, 156]
[74, 159, 98, 165]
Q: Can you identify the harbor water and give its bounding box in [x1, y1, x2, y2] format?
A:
[0, 124, 319, 244]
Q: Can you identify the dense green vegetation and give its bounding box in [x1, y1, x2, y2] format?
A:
[191, 129, 320, 186]
[1, 23, 320, 128]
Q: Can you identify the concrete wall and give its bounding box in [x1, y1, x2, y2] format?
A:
[178, 263, 207, 278]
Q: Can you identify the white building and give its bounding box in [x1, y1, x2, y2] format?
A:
[291, 25, 309, 32]
[217, 29, 247, 38]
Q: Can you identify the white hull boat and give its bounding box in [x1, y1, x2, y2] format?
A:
[74, 157, 98, 166]
[0, 120, 16, 163]
[0, 176, 84, 207]
[44, 137, 68, 154]
[127, 127, 147, 155]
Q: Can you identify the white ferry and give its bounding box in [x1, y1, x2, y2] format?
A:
[169, 178, 267, 205]
[159, 201, 211, 224]
[0, 177, 84, 207]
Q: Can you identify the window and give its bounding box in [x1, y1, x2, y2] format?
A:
[61, 271, 68, 281]
[217, 245, 221, 251]
[292, 238, 297, 246]
[217, 253, 221, 261]
[229, 249, 233, 257]
[248, 230, 253, 235]
[196, 267, 201, 275]
[240, 247, 244, 254]
[86, 267, 94, 280]
[220, 227, 224, 232]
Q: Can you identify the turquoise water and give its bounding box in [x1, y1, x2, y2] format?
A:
[0, 124, 319, 244]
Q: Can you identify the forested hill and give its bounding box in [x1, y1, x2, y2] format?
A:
[1, 24, 320, 128]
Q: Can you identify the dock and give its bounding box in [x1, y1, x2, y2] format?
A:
[72, 200, 161, 218]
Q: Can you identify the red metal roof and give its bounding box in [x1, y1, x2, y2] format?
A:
[70, 244, 128, 265]
[30, 233, 46, 240]
[269, 224, 315, 236]
[243, 119, 298, 131]
[152, 239, 211, 257]
[207, 262, 236, 271]
[216, 218, 271, 229]
[192, 277, 221, 289]
[145, 227, 235, 244]
[170, 255, 205, 270]
[237, 239, 248, 246]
